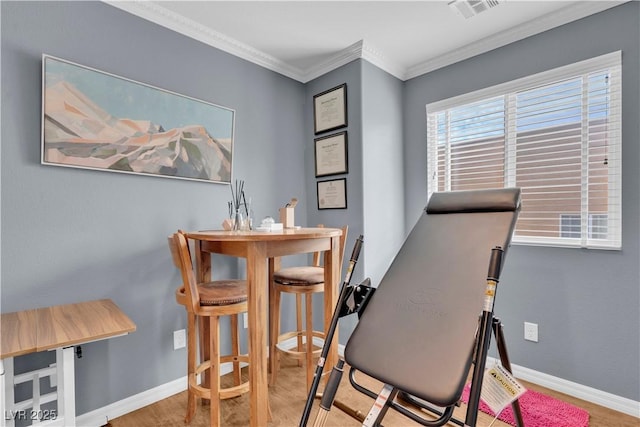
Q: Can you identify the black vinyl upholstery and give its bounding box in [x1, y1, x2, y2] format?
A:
[426, 188, 521, 214]
[344, 188, 521, 407]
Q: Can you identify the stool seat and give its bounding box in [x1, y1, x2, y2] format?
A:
[273, 266, 324, 285]
[176, 280, 247, 306]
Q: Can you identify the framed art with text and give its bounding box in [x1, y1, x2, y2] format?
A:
[317, 178, 347, 210]
[41, 54, 235, 184]
[314, 131, 348, 177]
[313, 83, 347, 134]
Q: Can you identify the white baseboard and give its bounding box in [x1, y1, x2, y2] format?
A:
[488, 357, 640, 418]
[75, 344, 639, 426]
[75, 361, 243, 426]
[75, 376, 187, 426]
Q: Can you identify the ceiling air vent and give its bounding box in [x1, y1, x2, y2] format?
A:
[449, 0, 502, 19]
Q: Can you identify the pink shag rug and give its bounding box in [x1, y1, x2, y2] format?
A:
[460, 384, 590, 427]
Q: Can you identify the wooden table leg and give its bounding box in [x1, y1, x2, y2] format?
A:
[194, 240, 212, 283]
[246, 242, 269, 427]
[268, 257, 281, 381]
[194, 240, 212, 399]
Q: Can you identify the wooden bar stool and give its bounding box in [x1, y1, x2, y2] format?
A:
[269, 225, 348, 392]
[169, 231, 250, 427]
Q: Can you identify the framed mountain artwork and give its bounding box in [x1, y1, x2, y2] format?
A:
[41, 55, 235, 184]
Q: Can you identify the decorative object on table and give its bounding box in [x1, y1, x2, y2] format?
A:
[260, 217, 275, 228]
[317, 178, 347, 210]
[256, 216, 273, 231]
[256, 217, 283, 232]
[41, 55, 235, 184]
[313, 83, 347, 134]
[222, 216, 234, 231]
[279, 198, 297, 228]
[314, 131, 348, 177]
[228, 179, 252, 231]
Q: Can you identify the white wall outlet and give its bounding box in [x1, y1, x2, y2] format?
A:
[243, 312, 248, 329]
[524, 322, 538, 342]
[173, 329, 186, 350]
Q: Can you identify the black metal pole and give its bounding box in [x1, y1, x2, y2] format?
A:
[465, 246, 503, 427]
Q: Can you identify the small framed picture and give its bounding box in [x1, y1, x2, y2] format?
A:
[317, 178, 347, 210]
[313, 83, 347, 134]
[314, 131, 348, 177]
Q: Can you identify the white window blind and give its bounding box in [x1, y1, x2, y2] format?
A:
[427, 52, 621, 249]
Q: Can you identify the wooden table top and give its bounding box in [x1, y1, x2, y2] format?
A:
[1, 299, 136, 359]
[36, 299, 136, 351]
[0, 309, 38, 358]
[186, 227, 342, 241]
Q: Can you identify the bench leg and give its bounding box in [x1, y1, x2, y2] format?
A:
[55, 347, 76, 427]
[1, 358, 13, 427]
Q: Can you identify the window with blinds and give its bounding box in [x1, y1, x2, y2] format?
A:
[427, 52, 621, 249]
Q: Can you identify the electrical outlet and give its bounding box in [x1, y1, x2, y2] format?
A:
[524, 322, 538, 342]
[173, 329, 186, 350]
[243, 313, 248, 329]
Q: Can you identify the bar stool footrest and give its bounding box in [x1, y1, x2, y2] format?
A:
[190, 355, 251, 400]
[275, 330, 324, 360]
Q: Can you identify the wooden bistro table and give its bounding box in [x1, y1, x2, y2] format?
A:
[0, 299, 136, 427]
[185, 227, 343, 427]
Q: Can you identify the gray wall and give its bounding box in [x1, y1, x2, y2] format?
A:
[403, 2, 639, 400]
[1, 0, 307, 415]
[1, 0, 638, 418]
[303, 60, 405, 339]
[303, 61, 365, 335]
[304, 61, 364, 256]
[361, 61, 405, 288]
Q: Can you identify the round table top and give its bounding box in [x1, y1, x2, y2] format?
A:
[185, 227, 342, 242]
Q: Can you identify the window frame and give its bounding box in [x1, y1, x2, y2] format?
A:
[560, 213, 609, 240]
[426, 52, 622, 250]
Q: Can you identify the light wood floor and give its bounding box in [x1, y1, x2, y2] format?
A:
[109, 358, 637, 427]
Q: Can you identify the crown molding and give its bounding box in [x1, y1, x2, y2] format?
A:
[297, 39, 408, 82]
[405, 1, 627, 80]
[104, 0, 304, 81]
[105, 1, 627, 83]
[299, 40, 364, 83]
[360, 39, 408, 81]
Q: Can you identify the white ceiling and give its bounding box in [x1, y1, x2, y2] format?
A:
[107, 1, 626, 82]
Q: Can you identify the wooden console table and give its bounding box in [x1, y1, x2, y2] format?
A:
[0, 299, 136, 427]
